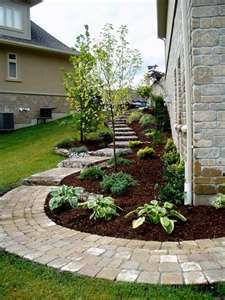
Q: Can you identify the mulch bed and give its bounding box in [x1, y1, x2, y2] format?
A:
[45, 120, 225, 242]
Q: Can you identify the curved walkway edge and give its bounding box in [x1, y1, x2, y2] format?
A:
[1, 185, 225, 285]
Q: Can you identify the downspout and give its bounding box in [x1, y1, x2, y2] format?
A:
[181, 0, 193, 205]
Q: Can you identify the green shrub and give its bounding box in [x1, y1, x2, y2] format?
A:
[80, 195, 120, 220]
[101, 172, 136, 196]
[107, 156, 134, 166]
[146, 129, 164, 145]
[162, 151, 180, 166]
[96, 127, 113, 144]
[126, 200, 186, 234]
[164, 138, 176, 153]
[128, 140, 143, 149]
[55, 138, 74, 148]
[70, 146, 88, 154]
[139, 114, 156, 128]
[49, 185, 84, 210]
[137, 147, 155, 159]
[152, 94, 170, 131]
[127, 111, 143, 124]
[79, 166, 105, 181]
[212, 194, 225, 209]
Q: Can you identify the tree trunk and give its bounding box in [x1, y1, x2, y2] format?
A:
[110, 105, 117, 172]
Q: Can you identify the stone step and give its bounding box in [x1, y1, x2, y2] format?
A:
[23, 168, 80, 186]
[89, 148, 132, 157]
[114, 127, 133, 131]
[109, 141, 130, 148]
[115, 131, 136, 136]
[58, 156, 108, 168]
[115, 135, 138, 141]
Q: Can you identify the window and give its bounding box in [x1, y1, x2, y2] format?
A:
[0, 6, 23, 30]
[8, 53, 17, 79]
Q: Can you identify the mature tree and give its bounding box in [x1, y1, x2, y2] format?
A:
[64, 25, 102, 143]
[94, 24, 142, 169]
[137, 85, 152, 101]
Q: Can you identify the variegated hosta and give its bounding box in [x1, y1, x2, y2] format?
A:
[49, 185, 85, 211]
[125, 200, 187, 234]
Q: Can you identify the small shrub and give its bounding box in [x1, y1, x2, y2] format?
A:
[101, 172, 136, 196]
[55, 138, 74, 148]
[97, 127, 113, 144]
[164, 138, 177, 153]
[128, 140, 143, 149]
[139, 114, 156, 128]
[162, 151, 180, 166]
[107, 156, 134, 166]
[137, 147, 155, 159]
[125, 200, 186, 234]
[49, 185, 84, 210]
[146, 129, 164, 145]
[70, 146, 88, 154]
[212, 194, 225, 209]
[79, 166, 105, 181]
[127, 111, 143, 124]
[80, 195, 120, 220]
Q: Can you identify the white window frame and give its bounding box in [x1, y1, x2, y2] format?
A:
[7, 53, 18, 80]
[0, 5, 23, 31]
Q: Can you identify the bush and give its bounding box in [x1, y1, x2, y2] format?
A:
[139, 114, 156, 128]
[55, 138, 74, 148]
[49, 185, 84, 210]
[162, 151, 180, 166]
[152, 94, 170, 131]
[137, 147, 155, 159]
[212, 194, 225, 209]
[79, 166, 105, 181]
[146, 129, 164, 145]
[70, 146, 88, 154]
[80, 195, 120, 220]
[128, 140, 143, 150]
[127, 111, 143, 124]
[107, 156, 134, 166]
[164, 138, 176, 153]
[101, 172, 136, 196]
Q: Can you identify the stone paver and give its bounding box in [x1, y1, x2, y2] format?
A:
[89, 148, 132, 157]
[59, 156, 108, 169]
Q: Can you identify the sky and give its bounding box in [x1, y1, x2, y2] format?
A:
[31, 0, 165, 85]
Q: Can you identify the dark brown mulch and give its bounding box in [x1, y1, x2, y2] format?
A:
[45, 119, 225, 242]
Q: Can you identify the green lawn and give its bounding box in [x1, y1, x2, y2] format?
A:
[0, 251, 223, 300]
[0, 118, 78, 191]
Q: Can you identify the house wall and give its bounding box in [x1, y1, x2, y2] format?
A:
[165, 0, 225, 205]
[0, 45, 71, 128]
[191, 0, 225, 205]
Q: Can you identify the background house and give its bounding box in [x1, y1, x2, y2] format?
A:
[0, 0, 75, 130]
[157, 0, 225, 205]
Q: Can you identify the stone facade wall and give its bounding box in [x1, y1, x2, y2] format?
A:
[0, 93, 69, 129]
[191, 0, 225, 204]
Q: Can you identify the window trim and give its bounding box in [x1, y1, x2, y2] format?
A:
[7, 53, 18, 80]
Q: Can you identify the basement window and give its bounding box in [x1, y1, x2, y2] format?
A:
[7, 53, 17, 80]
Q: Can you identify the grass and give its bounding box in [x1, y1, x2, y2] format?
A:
[0, 118, 78, 191]
[0, 251, 222, 300]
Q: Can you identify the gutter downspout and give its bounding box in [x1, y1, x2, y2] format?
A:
[181, 0, 193, 206]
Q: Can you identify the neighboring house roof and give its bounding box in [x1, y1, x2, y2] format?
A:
[0, 21, 77, 56]
[157, 0, 168, 39]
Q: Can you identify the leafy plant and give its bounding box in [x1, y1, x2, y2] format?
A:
[139, 114, 156, 128]
[80, 195, 120, 220]
[49, 185, 85, 211]
[55, 138, 74, 148]
[137, 147, 155, 159]
[125, 200, 186, 234]
[145, 129, 164, 145]
[70, 146, 88, 154]
[79, 166, 105, 181]
[101, 172, 136, 196]
[127, 111, 143, 124]
[162, 151, 180, 166]
[212, 194, 225, 209]
[128, 140, 143, 150]
[137, 85, 152, 101]
[151, 94, 170, 131]
[107, 156, 134, 166]
[164, 138, 177, 153]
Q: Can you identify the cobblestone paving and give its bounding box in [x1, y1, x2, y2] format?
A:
[1, 185, 225, 285]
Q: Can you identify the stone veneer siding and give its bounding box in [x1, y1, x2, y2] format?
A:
[0, 93, 69, 129]
[165, 0, 225, 205]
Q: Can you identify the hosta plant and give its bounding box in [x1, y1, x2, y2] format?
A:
[212, 193, 225, 209]
[79, 166, 105, 181]
[80, 195, 121, 220]
[125, 200, 187, 234]
[49, 185, 85, 211]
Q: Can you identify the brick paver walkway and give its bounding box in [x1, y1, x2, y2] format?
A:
[1, 185, 225, 285]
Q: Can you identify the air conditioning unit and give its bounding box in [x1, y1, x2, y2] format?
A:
[0, 113, 15, 131]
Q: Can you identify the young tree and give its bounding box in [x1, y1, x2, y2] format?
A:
[64, 25, 102, 143]
[94, 24, 142, 170]
[137, 85, 152, 101]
